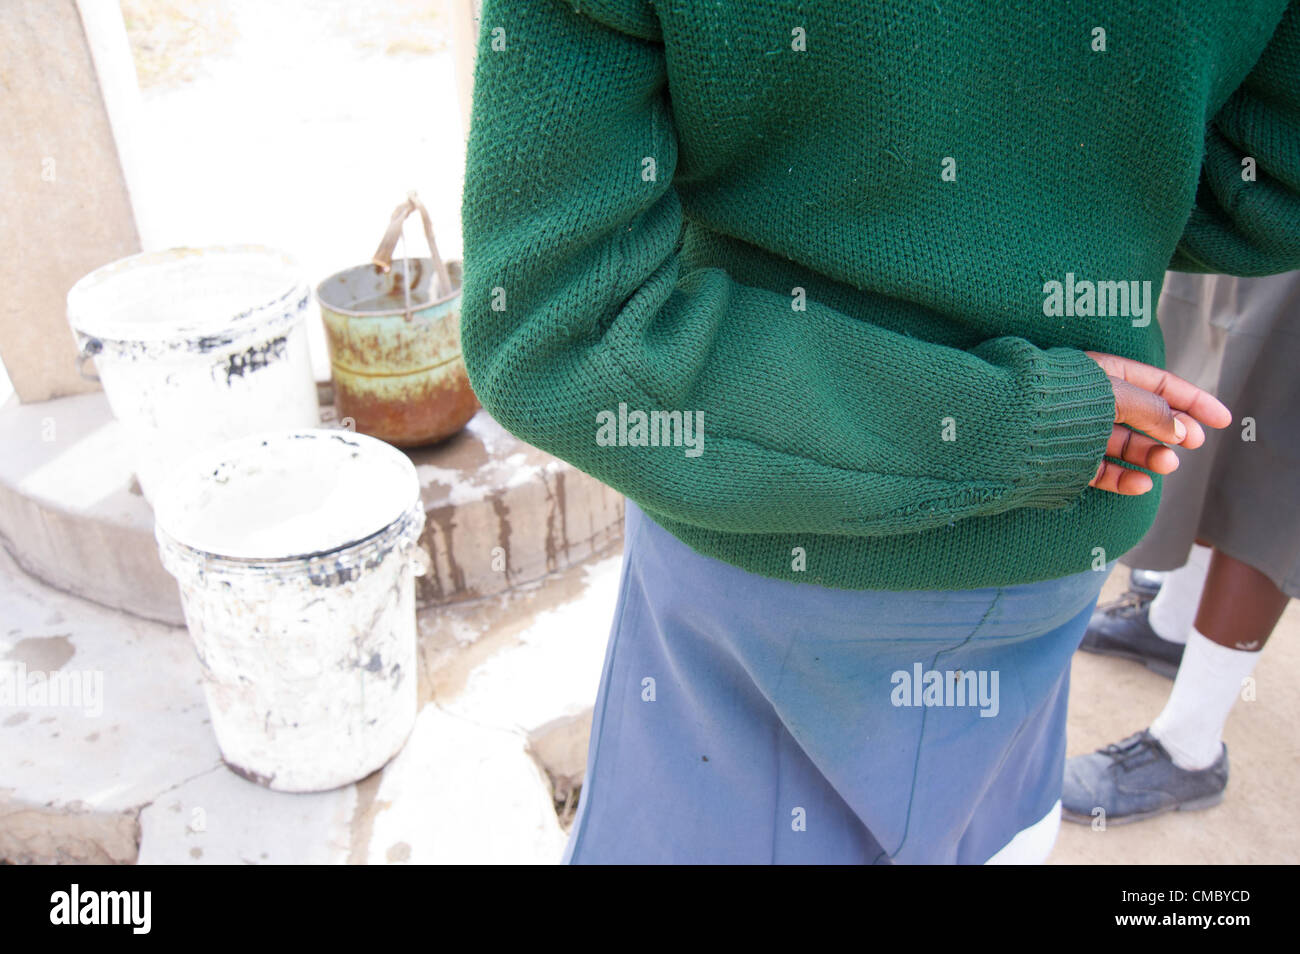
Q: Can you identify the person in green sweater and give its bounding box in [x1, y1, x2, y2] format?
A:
[459, 0, 1300, 862]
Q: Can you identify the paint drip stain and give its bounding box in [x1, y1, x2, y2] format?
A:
[222, 335, 288, 384]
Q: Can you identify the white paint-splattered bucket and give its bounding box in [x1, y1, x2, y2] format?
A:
[152, 429, 426, 793]
[67, 246, 320, 502]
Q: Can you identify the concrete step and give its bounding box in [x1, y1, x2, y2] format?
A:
[0, 390, 623, 626]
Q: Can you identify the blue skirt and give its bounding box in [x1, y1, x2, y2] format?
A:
[564, 501, 1107, 864]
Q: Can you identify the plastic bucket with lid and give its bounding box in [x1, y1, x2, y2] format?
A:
[67, 245, 320, 502]
[153, 429, 427, 793]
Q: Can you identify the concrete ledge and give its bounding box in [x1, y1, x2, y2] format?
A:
[413, 411, 624, 605]
[0, 797, 141, 865]
[0, 391, 623, 626]
[0, 391, 178, 623]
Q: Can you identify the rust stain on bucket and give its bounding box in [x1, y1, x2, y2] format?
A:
[317, 258, 478, 447]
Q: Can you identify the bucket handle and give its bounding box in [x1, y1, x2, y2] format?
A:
[76, 336, 102, 382]
[370, 192, 453, 304]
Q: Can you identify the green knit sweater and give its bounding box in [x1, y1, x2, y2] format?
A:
[460, 0, 1300, 591]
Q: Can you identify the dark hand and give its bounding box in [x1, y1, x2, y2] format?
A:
[1084, 351, 1233, 495]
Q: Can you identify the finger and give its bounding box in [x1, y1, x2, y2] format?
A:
[1111, 379, 1183, 445]
[1173, 411, 1207, 450]
[1105, 426, 1180, 474]
[1086, 352, 1232, 429]
[1089, 458, 1155, 495]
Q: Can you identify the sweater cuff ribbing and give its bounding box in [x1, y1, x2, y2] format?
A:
[1011, 346, 1116, 509]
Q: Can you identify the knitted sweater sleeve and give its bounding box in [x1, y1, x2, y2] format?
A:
[1170, 0, 1300, 275]
[459, 0, 1117, 538]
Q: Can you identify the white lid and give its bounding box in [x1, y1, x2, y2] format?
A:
[153, 429, 420, 560]
[68, 245, 308, 346]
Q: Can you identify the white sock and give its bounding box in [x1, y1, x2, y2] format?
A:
[1149, 628, 1259, 771]
[985, 800, 1061, 865]
[1147, 544, 1212, 645]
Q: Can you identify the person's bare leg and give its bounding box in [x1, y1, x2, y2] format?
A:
[1150, 548, 1290, 770]
[1195, 549, 1290, 651]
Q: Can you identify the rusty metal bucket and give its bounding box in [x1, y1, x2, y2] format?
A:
[316, 194, 478, 447]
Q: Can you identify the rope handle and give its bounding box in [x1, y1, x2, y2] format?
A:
[370, 191, 453, 300]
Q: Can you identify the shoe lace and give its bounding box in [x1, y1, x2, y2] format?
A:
[1101, 732, 1164, 771]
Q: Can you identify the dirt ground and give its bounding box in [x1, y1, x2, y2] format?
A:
[1051, 564, 1300, 864]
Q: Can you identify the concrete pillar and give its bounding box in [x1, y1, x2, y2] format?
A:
[449, 0, 481, 141]
[0, 0, 141, 403]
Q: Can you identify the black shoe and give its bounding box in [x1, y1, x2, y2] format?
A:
[1062, 729, 1228, 825]
[1077, 591, 1185, 678]
[1128, 568, 1166, 598]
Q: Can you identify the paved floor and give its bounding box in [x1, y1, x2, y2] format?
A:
[0, 542, 620, 864]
